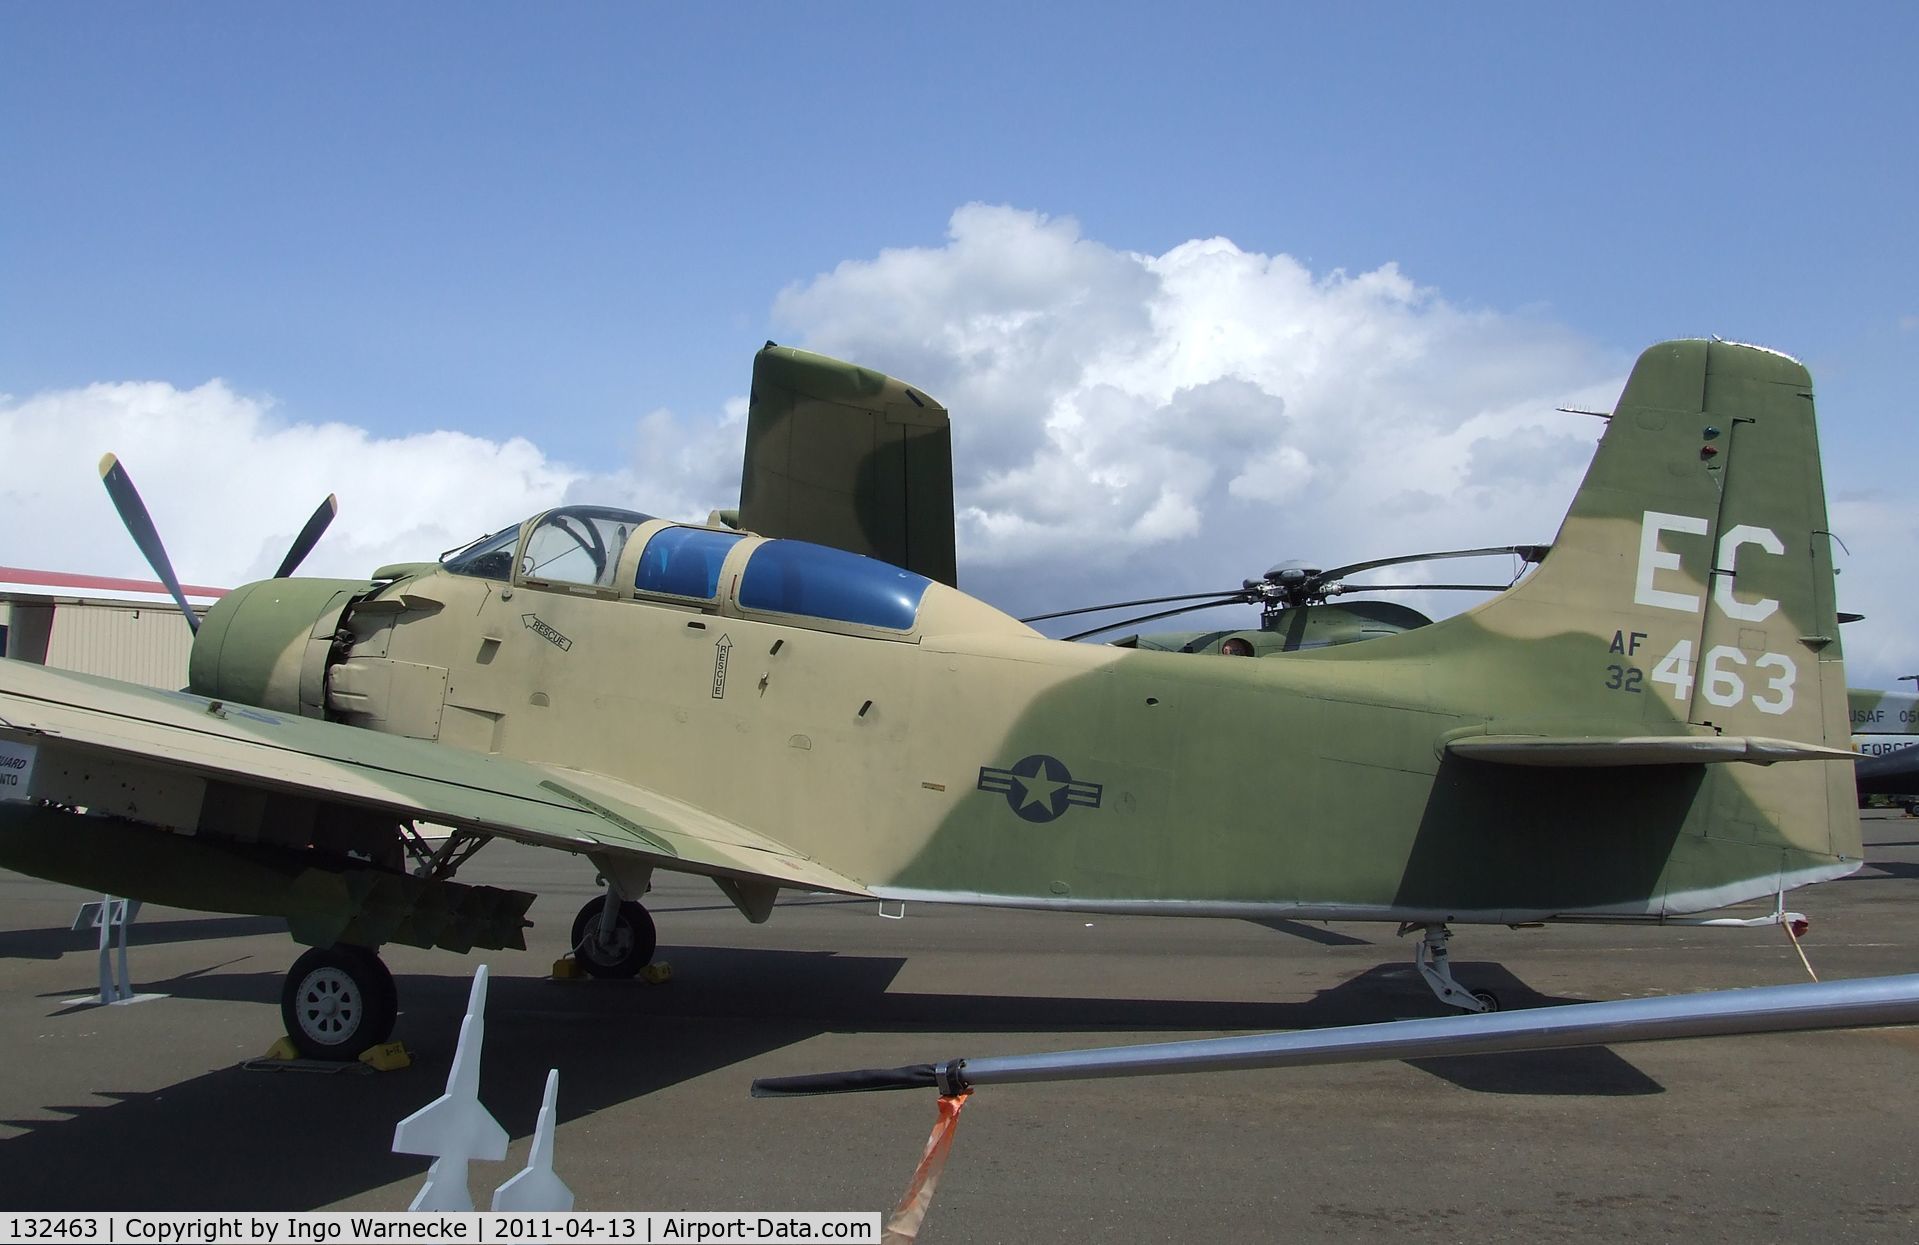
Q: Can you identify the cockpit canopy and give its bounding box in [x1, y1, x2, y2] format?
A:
[442, 506, 656, 587]
[737, 539, 930, 631]
[521, 507, 652, 589]
[440, 505, 935, 636]
[634, 525, 743, 600]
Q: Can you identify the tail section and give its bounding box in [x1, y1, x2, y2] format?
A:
[1442, 338, 1858, 886]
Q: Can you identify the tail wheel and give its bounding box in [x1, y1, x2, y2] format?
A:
[280, 944, 397, 1060]
[570, 897, 656, 978]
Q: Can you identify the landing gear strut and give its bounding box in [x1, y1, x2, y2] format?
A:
[1410, 923, 1498, 1014]
[280, 944, 398, 1059]
[571, 895, 657, 978]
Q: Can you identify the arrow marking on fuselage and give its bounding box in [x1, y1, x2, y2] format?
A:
[521, 614, 573, 651]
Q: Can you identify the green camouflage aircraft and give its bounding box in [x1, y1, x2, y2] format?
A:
[0, 338, 1863, 1059]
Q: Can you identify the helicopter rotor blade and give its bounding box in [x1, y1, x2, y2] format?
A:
[1313, 544, 1549, 584]
[1330, 582, 1517, 596]
[97, 453, 199, 634]
[1021, 590, 1248, 624]
[1062, 597, 1255, 642]
[274, 494, 339, 578]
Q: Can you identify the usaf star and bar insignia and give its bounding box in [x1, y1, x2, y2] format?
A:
[977, 754, 1103, 824]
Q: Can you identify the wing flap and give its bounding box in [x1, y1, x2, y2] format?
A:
[0, 659, 868, 896]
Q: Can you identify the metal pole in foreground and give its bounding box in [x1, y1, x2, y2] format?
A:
[751, 973, 1919, 1098]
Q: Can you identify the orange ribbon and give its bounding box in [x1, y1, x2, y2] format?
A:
[881, 1091, 972, 1243]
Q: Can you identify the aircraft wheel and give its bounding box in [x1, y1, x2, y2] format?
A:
[1471, 990, 1501, 1013]
[280, 944, 398, 1060]
[571, 897, 656, 978]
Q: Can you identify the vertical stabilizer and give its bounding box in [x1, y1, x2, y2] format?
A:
[1478, 339, 1845, 739]
[1442, 339, 1857, 881]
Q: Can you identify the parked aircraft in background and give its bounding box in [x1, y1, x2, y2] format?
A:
[1848, 687, 1919, 804]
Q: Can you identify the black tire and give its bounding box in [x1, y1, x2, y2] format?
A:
[362, 945, 400, 1028]
[279, 944, 398, 1060]
[1471, 989, 1501, 1013]
[570, 897, 656, 978]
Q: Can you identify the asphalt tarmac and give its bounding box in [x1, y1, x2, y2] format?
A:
[2, 818, 1916, 1242]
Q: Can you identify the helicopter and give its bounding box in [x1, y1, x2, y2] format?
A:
[1021, 545, 1551, 655]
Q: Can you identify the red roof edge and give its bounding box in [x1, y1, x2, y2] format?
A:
[0, 566, 230, 598]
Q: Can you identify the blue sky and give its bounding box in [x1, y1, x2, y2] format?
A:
[3, 4, 1915, 680]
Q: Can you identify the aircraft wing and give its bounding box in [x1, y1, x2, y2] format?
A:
[0, 659, 869, 895]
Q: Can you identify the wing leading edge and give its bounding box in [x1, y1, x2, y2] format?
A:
[0, 658, 869, 897]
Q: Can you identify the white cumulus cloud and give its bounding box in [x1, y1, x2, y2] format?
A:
[776, 204, 1621, 627]
[0, 380, 587, 586]
[0, 378, 747, 594]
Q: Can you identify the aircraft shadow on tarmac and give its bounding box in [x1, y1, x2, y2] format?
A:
[0, 943, 1666, 1210]
[0, 915, 288, 962]
[1241, 917, 1375, 946]
[1838, 859, 1919, 882]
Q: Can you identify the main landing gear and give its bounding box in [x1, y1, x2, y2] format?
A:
[271, 889, 658, 1060]
[280, 944, 398, 1060]
[570, 894, 657, 978]
[1408, 923, 1499, 1014]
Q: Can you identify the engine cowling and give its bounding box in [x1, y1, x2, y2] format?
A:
[187, 577, 375, 714]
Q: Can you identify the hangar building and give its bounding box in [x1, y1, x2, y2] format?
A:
[0, 567, 225, 689]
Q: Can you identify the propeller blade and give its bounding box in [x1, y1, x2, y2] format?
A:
[1021, 590, 1248, 624]
[1838, 612, 1864, 624]
[97, 453, 199, 634]
[1062, 598, 1253, 642]
[1314, 544, 1549, 583]
[274, 494, 339, 578]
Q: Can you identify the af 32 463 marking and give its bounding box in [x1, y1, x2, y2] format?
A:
[1603, 511, 1798, 716]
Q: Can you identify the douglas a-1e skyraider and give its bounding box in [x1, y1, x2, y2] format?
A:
[0, 339, 1862, 1057]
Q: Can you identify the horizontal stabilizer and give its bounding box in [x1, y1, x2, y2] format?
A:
[1446, 735, 1859, 767]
